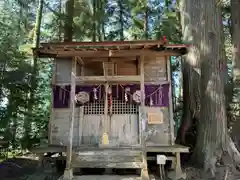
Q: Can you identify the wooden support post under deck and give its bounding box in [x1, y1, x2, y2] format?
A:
[63, 57, 76, 180]
[140, 55, 149, 180]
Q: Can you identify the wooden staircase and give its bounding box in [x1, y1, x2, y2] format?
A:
[72, 148, 149, 179]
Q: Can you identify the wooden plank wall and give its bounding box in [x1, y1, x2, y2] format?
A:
[52, 56, 172, 146]
[50, 108, 80, 146]
[54, 58, 72, 84]
[54, 57, 167, 81]
[144, 56, 167, 82]
[146, 107, 170, 145]
[144, 57, 171, 145]
[54, 57, 167, 83]
[50, 109, 139, 146]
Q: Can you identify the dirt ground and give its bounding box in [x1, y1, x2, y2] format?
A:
[0, 157, 61, 180]
[0, 157, 239, 180]
[185, 166, 239, 180]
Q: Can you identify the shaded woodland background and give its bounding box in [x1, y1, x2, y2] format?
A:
[0, 0, 240, 177]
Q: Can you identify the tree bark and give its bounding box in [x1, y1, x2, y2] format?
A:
[231, 1, 240, 111]
[24, 0, 43, 149]
[64, 0, 74, 42]
[118, 0, 124, 40]
[177, 0, 200, 146]
[92, 0, 96, 42]
[193, 0, 228, 175]
[144, 5, 149, 40]
[230, 0, 240, 150]
[58, 0, 63, 41]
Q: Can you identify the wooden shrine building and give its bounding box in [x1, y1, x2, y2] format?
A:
[33, 40, 189, 180]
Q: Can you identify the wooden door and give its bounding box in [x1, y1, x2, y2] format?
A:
[108, 100, 139, 146]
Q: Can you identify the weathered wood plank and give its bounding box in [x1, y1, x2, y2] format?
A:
[54, 80, 169, 86]
[75, 149, 142, 156]
[140, 55, 149, 180]
[40, 49, 182, 58]
[78, 107, 84, 146]
[146, 145, 189, 153]
[144, 56, 167, 82]
[73, 145, 189, 153]
[109, 114, 139, 145]
[65, 57, 76, 173]
[73, 155, 142, 163]
[73, 175, 142, 180]
[146, 107, 170, 145]
[102, 83, 109, 145]
[76, 75, 141, 83]
[72, 149, 143, 168]
[30, 144, 189, 154]
[72, 161, 143, 168]
[55, 58, 72, 83]
[166, 56, 175, 145]
[81, 115, 103, 145]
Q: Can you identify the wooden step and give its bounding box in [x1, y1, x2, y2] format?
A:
[72, 149, 143, 169]
[64, 175, 157, 180]
[73, 175, 141, 180]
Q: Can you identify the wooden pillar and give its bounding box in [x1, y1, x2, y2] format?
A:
[63, 57, 76, 180]
[102, 82, 109, 145]
[49, 59, 56, 144]
[78, 107, 84, 146]
[171, 152, 186, 180]
[139, 55, 149, 180]
[166, 56, 175, 145]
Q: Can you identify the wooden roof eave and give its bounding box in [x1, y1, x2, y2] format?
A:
[40, 40, 165, 49]
[35, 49, 186, 58]
[33, 41, 190, 59]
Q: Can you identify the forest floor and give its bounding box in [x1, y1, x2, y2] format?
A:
[184, 166, 239, 180]
[0, 157, 239, 180]
[0, 157, 61, 180]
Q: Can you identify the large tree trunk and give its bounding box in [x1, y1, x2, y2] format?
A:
[58, 0, 63, 41]
[92, 0, 96, 42]
[64, 0, 74, 42]
[24, 0, 43, 149]
[97, 0, 106, 41]
[231, 1, 240, 90]
[230, 0, 240, 146]
[118, 0, 124, 40]
[193, 0, 229, 175]
[177, 0, 200, 147]
[144, 5, 149, 40]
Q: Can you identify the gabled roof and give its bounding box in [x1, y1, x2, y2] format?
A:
[33, 40, 189, 58]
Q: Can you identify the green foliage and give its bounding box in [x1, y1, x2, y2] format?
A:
[0, 0, 184, 151]
[0, 0, 51, 150]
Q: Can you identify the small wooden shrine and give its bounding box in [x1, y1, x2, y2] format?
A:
[33, 40, 189, 180]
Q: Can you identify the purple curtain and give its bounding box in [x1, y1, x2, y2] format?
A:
[53, 84, 170, 108]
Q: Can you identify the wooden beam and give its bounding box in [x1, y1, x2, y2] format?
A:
[76, 75, 141, 82]
[140, 55, 146, 144]
[54, 80, 169, 86]
[38, 49, 182, 58]
[72, 161, 142, 169]
[82, 57, 137, 62]
[139, 55, 149, 180]
[166, 56, 175, 145]
[102, 83, 109, 145]
[41, 40, 164, 48]
[78, 107, 84, 146]
[64, 57, 76, 178]
[76, 56, 84, 65]
[49, 59, 56, 144]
